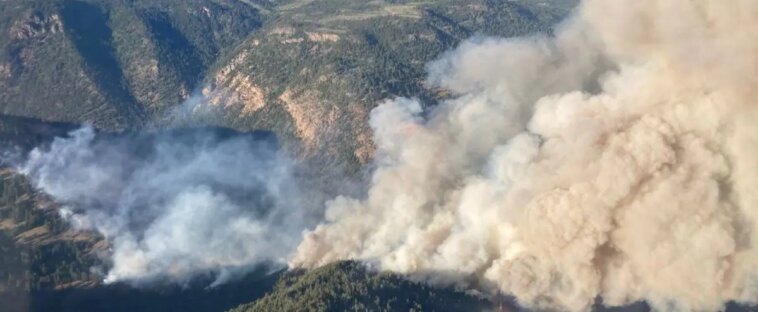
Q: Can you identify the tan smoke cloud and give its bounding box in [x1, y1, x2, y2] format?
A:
[290, 0, 758, 311]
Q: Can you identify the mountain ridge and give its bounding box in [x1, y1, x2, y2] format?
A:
[0, 1, 585, 311]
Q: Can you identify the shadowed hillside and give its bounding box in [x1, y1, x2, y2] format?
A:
[0, 0, 263, 129]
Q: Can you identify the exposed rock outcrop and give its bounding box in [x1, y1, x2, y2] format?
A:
[9, 13, 63, 40]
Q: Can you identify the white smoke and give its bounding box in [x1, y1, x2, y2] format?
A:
[19, 126, 308, 285]
[292, 0, 758, 311]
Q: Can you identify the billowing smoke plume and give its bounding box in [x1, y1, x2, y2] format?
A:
[292, 0, 758, 311]
[19, 126, 308, 285]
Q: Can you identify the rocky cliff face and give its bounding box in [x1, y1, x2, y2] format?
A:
[8, 12, 62, 40]
[0, 0, 574, 171]
[0, 0, 574, 291]
[193, 0, 575, 171]
[0, 0, 574, 303]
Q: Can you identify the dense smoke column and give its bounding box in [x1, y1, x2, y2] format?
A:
[292, 0, 758, 311]
[19, 127, 309, 285]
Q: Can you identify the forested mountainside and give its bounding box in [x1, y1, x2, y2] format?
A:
[171, 0, 577, 171]
[0, 114, 98, 311]
[0, 1, 579, 311]
[0, 0, 576, 171]
[0, 116, 492, 311]
[228, 261, 494, 312]
[0, 0, 263, 130]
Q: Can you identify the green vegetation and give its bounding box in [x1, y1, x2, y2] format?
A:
[0, 1, 577, 310]
[0, 0, 263, 129]
[0, 169, 102, 294]
[0, 114, 100, 296]
[0, 0, 574, 169]
[229, 261, 492, 312]
[190, 0, 576, 172]
[0, 114, 76, 150]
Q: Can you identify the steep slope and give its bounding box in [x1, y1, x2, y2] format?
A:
[0, 0, 575, 171]
[0, 169, 103, 292]
[229, 261, 757, 312]
[0, 114, 77, 150]
[229, 261, 495, 312]
[0, 115, 492, 312]
[0, 1, 580, 310]
[196, 0, 576, 172]
[0, 115, 280, 312]
[0, 115, 103, 304]
[0, 0, 263, 130]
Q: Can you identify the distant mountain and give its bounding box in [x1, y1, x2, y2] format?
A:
[0, 0, 576, 172]
[0, 1, 578, 311]
[195, 0, 576, 171]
